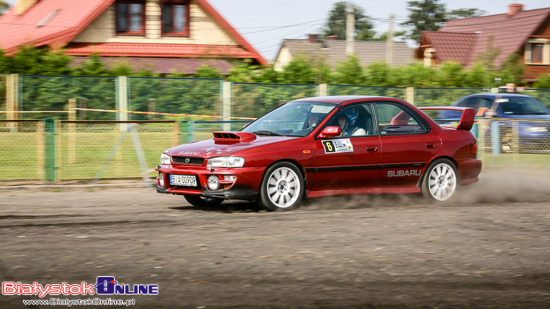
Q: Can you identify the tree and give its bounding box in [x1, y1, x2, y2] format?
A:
[401, 0, 446, 42]
[447, 8, 487, 20]
[322, 2, 375, 41]
[0, 1, 10, 16]
[371, 31, 407, 41]
[333, 55, 365, 85]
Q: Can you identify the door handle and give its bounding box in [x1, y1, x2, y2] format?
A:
[425, 143, 436, 149]
[366, 146, 378, 152]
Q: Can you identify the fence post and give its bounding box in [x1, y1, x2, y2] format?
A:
[56, 120, 62, 182]
[43, 118, 56, 182]
[6, 74, 18, 132]
[491, 88, 499, 94]
[177, 119, 188, 144]
[222, 81, 231, 131]
[148, 99, 156, 120]
[117, 76, 129, 132]
[491, 120, 500, 155]
[406, 87, 415, 105]
[477, 119, 485, 163]
[68, 99, 76, 164]
[79, 98, 87, 120]
[37, 120, 45, 183]
[188, 121, 195, 142]
[512, 121, 519, 167]
[318, 84, 328, 97]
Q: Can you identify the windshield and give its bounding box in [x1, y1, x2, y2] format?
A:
[500, 97, 550, 115]
[241, 102, 336, 137]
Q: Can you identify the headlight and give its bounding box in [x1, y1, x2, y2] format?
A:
[160, 153, 171, 164]
[206, 156, 245, 168]
[525, 127, 547, 133]
[207, 175, 220, 190]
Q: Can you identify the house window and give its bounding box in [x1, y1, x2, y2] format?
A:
[531, 43, 544, 63]
[116, 1, 145, 34]
[162, 1, 190, 36]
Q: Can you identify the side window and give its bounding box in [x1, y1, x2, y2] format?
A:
[376, 103, 428, 135]
[327, 103, 376, 137]
[477, 98, 493, 116]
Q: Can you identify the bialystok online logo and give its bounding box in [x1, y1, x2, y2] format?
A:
[2, 276, 159, 298]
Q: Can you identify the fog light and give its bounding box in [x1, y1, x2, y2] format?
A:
[158, 172, 164, 188]
[224, 175, 237, 182]
[207, 175, 220, 190]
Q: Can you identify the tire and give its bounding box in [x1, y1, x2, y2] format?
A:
[421, 158, 458, 202]
[257, 162, 305, 211]
[184, 195, 224, 207]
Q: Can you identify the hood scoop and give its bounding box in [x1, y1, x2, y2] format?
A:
[213, 131, 257, 144]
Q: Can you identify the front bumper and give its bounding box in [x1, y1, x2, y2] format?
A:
[155, 164, 265, 201]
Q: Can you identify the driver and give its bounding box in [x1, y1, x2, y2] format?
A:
[337, 108, 366, 136]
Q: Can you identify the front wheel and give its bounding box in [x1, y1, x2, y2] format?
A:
[258, 162, 305, 211]
[421, 159, 458, 202]
[184, 195, 224, 207]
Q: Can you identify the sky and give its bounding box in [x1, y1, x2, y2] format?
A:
[4, 0, 550, 62]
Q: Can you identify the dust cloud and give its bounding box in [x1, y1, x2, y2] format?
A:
[302, 169, 550, 211]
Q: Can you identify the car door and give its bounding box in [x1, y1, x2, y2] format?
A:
[311, 103, 381, 191]
[375, 102, 441, 188]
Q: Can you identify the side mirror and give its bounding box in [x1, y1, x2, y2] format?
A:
[318, 126, 341, 138]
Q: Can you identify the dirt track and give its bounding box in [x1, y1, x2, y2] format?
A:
[1, 174, 550, 308]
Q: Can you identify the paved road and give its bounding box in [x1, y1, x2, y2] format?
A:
[1, 173, 550, 308]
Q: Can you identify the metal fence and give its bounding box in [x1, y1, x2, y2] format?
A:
[232, 83, 319, 118]
[414, 87, 490, 107]
[0, 120, 42, 181]
[20, 75, 118, 120]
[328, 85, 406, 99]
[128, 77, 223, 120]
[3, 117, 550, 183]
[477, 118, 550, 169]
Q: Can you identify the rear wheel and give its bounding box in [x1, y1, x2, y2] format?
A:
[421, 159, 458, 202]
[184, 195, 224, 207]
[258, 162, 304, 211]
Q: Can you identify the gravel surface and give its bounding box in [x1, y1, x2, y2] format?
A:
[1, 172, 550, 308]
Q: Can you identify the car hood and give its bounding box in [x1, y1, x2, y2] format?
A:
[165, 135, 298, 158]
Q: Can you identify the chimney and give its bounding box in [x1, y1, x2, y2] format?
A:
[327, 35, 338, 40]
[15, 0, 38, 14]
[508, 3, 523, 16]
[308, 34, 319, 43]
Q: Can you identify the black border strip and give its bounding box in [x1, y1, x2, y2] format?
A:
[305, 162, 426, 172]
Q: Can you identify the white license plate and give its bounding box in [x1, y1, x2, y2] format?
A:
[170, 174, 197, 187]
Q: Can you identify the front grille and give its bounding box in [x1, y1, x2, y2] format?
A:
[172, 156, 205, 165]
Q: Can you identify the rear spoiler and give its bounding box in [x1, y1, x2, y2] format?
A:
[418, 107, 475, 131]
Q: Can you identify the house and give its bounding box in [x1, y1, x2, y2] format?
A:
[416, 3, 550, 81]
[274, 34, 413, 71]
[0, 0, 267, 74]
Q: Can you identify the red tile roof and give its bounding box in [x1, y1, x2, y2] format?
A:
[65, 43, 255, 58]
[0, 0, 114, 54]
[0, 0, 267, 64]
[419, 7, 550, 67]
[421, 32, 477, 65]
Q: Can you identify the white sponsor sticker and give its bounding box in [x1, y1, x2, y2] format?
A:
[322, 138, 354, 154]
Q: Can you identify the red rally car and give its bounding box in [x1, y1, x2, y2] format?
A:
[156, 96, 482, 211]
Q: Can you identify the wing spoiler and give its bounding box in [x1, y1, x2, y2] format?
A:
[418, 107, 475, 131]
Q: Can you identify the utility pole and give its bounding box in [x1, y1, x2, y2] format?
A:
[346, 6, 355, 56]
[386, 13, 394, 65]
